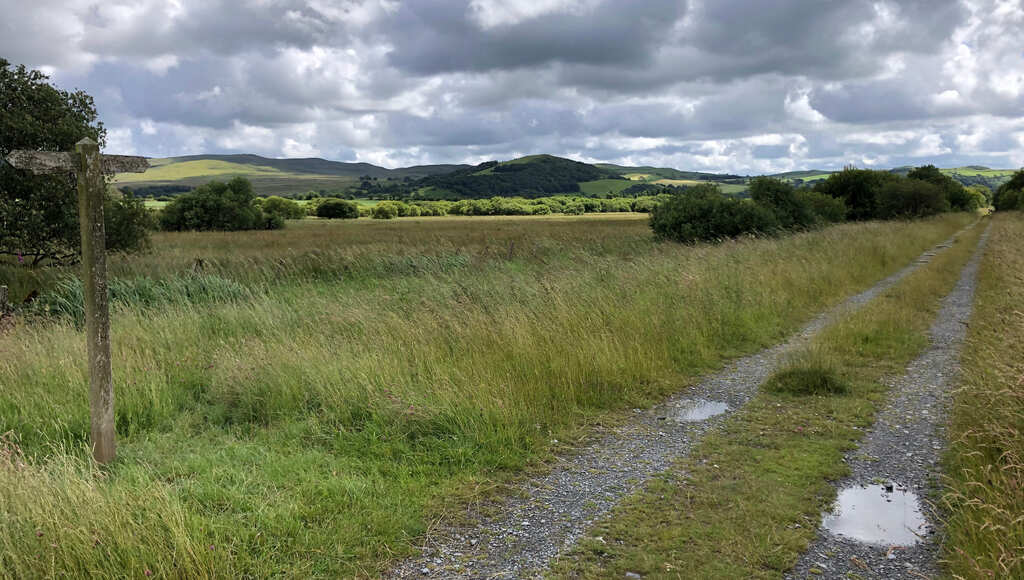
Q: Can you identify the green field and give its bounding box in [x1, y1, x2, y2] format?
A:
[0, 213, 975, 577]
[578, 178, 634, 196]
[942, 166, 1017, 178]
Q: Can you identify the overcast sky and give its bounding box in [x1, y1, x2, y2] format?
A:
[2, 0, 1023, 173]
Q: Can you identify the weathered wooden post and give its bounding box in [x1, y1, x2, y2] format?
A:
[5, 140, 147, 464]
[75, 138, 116, 464]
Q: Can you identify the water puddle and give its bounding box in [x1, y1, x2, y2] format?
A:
[822, 484, 929, 546]
[672, 399, 729, 422]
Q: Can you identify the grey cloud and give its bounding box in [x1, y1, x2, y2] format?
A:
[383, 0, 687, 75]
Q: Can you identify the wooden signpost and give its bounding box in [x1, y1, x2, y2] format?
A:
[6, 138, 148, 464]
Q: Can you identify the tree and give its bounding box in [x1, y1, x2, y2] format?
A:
[650, 183, 780, 243]
[261, 195, 306, 219]
[315, 198, 359, 219]
[159, 177, 281, 231]
[875, 179, 949, 218]
[907, 165, 971, 211]
[1, 58, 153, 264]
[814, 167, 899, 221]
[748, 177, 817, 228]
[994, 169, 1024, 211]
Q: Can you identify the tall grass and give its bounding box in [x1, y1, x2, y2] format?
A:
[550, 216, 986, 579]
[941, 212, 1024, 579]
[0, 213, 973, 576]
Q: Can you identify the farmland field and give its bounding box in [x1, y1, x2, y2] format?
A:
[0, 213, 975, 577]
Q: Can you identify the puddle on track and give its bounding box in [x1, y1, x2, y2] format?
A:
[672, 399, 729, 422]
[822, 484, 929, 546]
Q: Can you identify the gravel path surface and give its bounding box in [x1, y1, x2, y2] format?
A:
[787, 224, 990, 580]
[388, 227, 977, 580]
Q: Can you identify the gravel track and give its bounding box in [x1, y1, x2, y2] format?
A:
[787, 224, 990, 580]
[388, 226, 977, 580]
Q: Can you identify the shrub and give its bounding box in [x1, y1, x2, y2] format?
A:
[104, 193, 154, 253]
[631, 197, 660, 213]
[875, 179, 950, 218]
[650, 184, 780, 243]
[748, 177, 816, 229]
[562, 202, 585, 215]
[600, 198, 633, 213]
[795, 189, 847, 223]
[262, 196, 306, 220]
[316, 199, 360, 219]
[371, 201, 402, 219]
[159, 177, 274, 231]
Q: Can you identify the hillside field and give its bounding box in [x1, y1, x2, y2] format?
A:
[0, 212, 975, 577]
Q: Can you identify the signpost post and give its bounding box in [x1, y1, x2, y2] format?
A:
[5, 139, 147, 464]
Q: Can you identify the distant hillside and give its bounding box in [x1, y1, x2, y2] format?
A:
[596, 163, 744, 181]
[114, 154, 470, 196]
[114, 152, 1019, 199]
[771, 166, 1016, 190]
[414, 154, 624, 199]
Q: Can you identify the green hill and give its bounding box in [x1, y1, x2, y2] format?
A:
[113, 154, 469, 196]
[413, 154, 625, 199]
[596, 163, 743, 181]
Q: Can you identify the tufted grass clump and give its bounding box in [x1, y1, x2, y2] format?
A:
[763, 349, 849, 396]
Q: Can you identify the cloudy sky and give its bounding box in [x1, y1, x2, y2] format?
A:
[2, 0, 1023, 173]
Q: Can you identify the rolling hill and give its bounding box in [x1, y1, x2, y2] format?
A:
[113, 154, 469, 196]
[114, 152, 1019, 199]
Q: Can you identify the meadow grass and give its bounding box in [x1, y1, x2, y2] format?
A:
[940, 212, 1024, 579]
[550, 217, 986, 579]
[0, 213, 973, 577]
[578, 179, 634, 196]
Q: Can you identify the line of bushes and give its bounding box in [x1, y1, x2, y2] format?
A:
[361, 195, 671, 219]
[651, 165, 990, 243]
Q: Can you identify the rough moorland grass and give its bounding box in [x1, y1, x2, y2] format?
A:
[550, 218, 985, 579]
[0, 214, 972, 577]
[941, 212, 1024, 579]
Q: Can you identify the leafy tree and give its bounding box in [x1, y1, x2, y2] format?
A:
[907, 165, 972, 210]
[994, 169, 1024, 211]
[1, 58, 151, 264]
[315, 198, 359, 219]
[748, 177, 817, 228]
[159, 177, 280, 231]
[261, 196, 306, 220]
[814, 167, 899, 220]
[650, 184, 780, 243]
[875, 179, 949, 218]
[795, 189, 847, 223]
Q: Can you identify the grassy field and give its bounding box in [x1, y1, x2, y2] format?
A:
[578, 179, 634, 196]
[941, 212, 1024, 579]
[552, 216, 985, 578]
[0, 213, 974, 577]
[941, 167, 1017, 178]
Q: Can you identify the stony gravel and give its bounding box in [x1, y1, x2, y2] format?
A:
[787, 224, 990, 580]
[387, 227, 976, 580]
